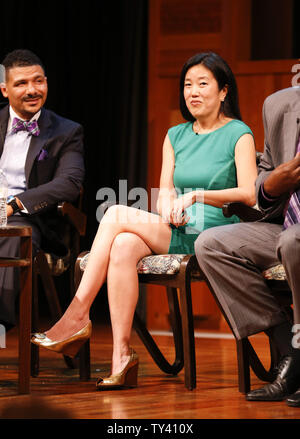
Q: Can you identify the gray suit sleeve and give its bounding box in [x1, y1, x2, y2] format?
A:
[255, 94, 289, 221]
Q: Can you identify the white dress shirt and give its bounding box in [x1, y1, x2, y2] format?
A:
[0, 106, 41, 210]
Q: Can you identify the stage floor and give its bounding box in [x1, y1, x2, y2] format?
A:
[0, 322, 300, 420]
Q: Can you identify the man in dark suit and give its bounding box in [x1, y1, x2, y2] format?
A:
[0, 49, 84, 330]
[195, 87, 300, 406]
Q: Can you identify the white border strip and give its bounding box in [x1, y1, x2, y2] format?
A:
[0, 64, 5, 83]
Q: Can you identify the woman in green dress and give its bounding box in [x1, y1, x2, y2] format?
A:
[32, 52, 257, 389]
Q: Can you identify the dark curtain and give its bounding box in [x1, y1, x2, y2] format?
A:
[251, 0, 298, 60]
[0, 0, 148, 319]
[0, 0, 148, 248]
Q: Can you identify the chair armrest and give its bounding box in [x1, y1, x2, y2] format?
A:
[222, 202, 264, 222]
[57, 202, 86, 236]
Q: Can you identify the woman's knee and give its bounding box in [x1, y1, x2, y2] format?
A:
[102, 204, 129, 225]
[109, 232, 143, 265]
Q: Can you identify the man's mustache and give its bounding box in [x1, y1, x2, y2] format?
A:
[23, 94, 43, 101]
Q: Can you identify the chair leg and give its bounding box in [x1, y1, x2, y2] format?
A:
[31, 266, 39, 377]
[35, 251, 63, 321]
[74, 259, 91, 380]
[18, 235, 32, 394]
[269, 336, 281, 374]
[202, 274, 254, 393]
[79, 340, 91, 380]
[166, 287, 184, 366]
[133, 285, 184, 375]
[236, 338, 250, 394]
[248, 337, 277, 384]
[34, 251, 77, 370]
[236, 336, 278, 394]
[178, 279, 196, 391]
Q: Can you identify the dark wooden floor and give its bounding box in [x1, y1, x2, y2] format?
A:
[1, 322, 300, 420]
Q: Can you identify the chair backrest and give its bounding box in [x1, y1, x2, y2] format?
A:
[42, 189, 86, 276]
[256, 151, 262, 164]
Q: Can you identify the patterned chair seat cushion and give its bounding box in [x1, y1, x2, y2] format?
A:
[262, 264, 286, 281]
[79, 252, 187, 275]
[137, 254, 187, 274]
[79, 252, 287, 280]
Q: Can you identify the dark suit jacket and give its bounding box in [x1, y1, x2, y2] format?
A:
[0, 104, 85, 255]
[255, 87, 300, 222]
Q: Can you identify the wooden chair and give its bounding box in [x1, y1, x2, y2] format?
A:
[31, 195, 87, 377]
[221, 201, 293, 393]
[75, 250, 201, 390]
[74, 201, 206, 390]
[0, 226, 32, 394]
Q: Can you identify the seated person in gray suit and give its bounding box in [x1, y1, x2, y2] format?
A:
[195, 87, 300, 407]
[0, 49, 85, 330]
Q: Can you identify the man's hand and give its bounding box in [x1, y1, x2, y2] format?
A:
[6, 204, 13, 217]
[6, 197, 23, 217]
[264, 154, 300, 197]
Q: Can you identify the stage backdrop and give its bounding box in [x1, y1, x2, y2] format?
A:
[0, 0, 148, 319]
[0, 0, 148, 246]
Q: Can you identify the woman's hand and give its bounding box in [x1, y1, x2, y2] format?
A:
[169, 192, 194, 227]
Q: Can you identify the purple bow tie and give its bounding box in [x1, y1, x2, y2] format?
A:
[11, 117, 40, 136]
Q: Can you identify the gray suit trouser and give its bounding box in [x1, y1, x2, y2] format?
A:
[0, 216, 41, 328]
[195, 222, 300, 340]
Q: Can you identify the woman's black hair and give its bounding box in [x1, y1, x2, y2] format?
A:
[179, 52, 242, 122]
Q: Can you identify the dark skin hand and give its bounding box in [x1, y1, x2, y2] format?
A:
[264, 154, 300, 197]
[6, 197, 23, 217]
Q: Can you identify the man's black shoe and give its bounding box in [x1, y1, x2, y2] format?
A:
[286, 389, 300, 407]
[246, 356, 300, 401]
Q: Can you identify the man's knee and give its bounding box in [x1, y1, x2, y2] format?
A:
[194, 227, 232, 268]
[195, 228, 219, 256]
[195, 224, 237, 252]
[195, 223, 253, 268]
[277, 225, 300, 261]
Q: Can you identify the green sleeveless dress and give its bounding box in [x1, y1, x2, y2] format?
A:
[167, 119, 253, 254]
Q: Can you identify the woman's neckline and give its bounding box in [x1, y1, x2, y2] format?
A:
[191, 118, 236, 135]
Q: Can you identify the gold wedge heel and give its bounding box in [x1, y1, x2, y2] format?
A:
[31, 321, 92, 358]
[96, 348, 139, 390]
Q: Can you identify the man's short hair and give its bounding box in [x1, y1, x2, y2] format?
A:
[2, 49, 45, 78]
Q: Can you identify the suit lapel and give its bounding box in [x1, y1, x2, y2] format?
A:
[0, 106, 9, 157]
[25, 108, 52, 182]
[283, 110, 300, 162]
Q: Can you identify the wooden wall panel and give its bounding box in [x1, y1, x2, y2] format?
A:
[160, 0, 221, 35]
[236, 60, 296, 151]
[146, 0, 297, 331]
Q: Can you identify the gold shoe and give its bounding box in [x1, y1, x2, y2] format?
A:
[96, 348, 139, 390]
[31, 321, 92, 358]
